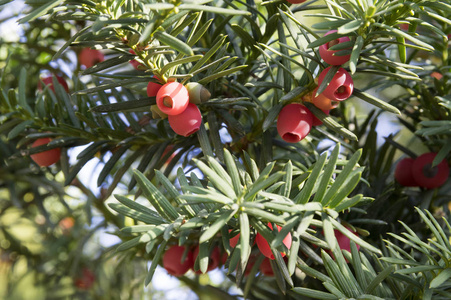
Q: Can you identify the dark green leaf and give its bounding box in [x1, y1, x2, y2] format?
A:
[153, 31, 194, 56]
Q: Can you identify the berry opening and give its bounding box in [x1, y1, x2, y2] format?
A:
[327, 39, 339, 49]
[334, 85, 351, 98]
[282, 133, 301, 143]
[422, 163, 439, 178]
[163, 96, 173, 108]
[186, 128, 199, 136]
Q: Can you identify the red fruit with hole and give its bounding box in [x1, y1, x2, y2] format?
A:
[156, 82, 190, 115]
[411, 153, 449, 189]
[30, 138, 61, 167]
[168, 103, 202, 137]
[74, 268, 95, 290]
[162, 245, 194, 277]
[256, 223, 292, 260]
[319, 30, 351, 65]
[79, 48, 105, 69]
[193, 246, 221, 273]
[38, 75, 69, 93]
[259, 258, 274, 276]
[277, 103, 313, 143]
[394, 157, 417, 187]
[317, 67, 354, 101]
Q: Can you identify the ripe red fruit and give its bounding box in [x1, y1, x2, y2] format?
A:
[311, 108, 330, 126]
[74, 268, 95, 290]
[162, 245, 194, 277]
[259, 257, 274, 276]
[412, 153, 449, 189]
[335, 229, 359, 253]
[286, 0, 306, 3]
[319, 30, 351, 65]
[30, 138, 61, 167]
[168, 103, 202, 137]
[59, 217, 75, 235]
[317, 67, 353, 102]
[256, 223, 292, 260]
[394, 157, 418, 187]
[304, 87, 338, 111]
[78, 48, 105, 69]
[277, 103, 313, 143]
[156, 82, 190, 116]
[229, 230, 240, 248]
[431, 72, 443, 80]
[147, 80, 162, 97]
[38, 75, 69, 93]
[193, 246, 221, 273]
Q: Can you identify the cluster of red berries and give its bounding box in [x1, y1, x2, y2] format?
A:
[162, 244, 225, 277]
[148, 81, 208, 137]
[395, 152, 450, 189]
[277, 30, 354, 143]
[162, 223, 292, 277]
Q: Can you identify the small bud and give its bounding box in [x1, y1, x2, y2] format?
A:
[366, 5, 376, 17]
[128, 33, 140, 46]
[186, 82, 211, 104]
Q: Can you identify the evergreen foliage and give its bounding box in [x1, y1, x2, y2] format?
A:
[0, 0, 450, 299]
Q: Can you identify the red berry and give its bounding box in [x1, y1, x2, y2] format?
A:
[168, 103, 202, 137]
[286, 0, 306, 3]
[74, 268, 95, 290]
[256, 223, 292, 260]
[400, 23, 409, 31]
[30, 138, 61, 167]
[335, 229, 359, 253]
[229, 230, 240, 248]
[259, 257, 274, 276]
[394, 157, 417, 187]
[193, 246, 221, 273]
[147, 81, 162, 97]
[277, 103, 313, 143]
[311, 108, 330, 126]
[326, 229, 360, 262]
[59, 217, 75, 235]
[305, 87, 338, 111]
[317, 67, 353, 101]
[162, 245, 194, 277]
[78, 48, 104, 69]
[318, 30, 351, 65]
[431, 72, 443, 80]
[129, 49, 143, 69]
[412, 153, 449, 189]
[156, 82, 190, 116]
[38, 75, 69, 93]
